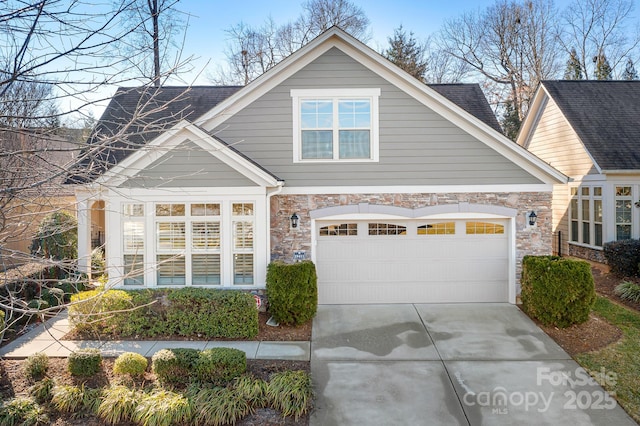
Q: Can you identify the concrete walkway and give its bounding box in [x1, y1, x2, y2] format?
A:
[0, 312, 310, 361]
[310, 304, 636, 426]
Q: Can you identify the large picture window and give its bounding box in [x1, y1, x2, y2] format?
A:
[569, 186, 603, 247]
[292, 88, 380, 162]
[122, 203, 145, 286]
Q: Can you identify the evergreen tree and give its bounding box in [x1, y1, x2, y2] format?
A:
[501, 99, 521, 141]
[383, 25, 428, 81]
[564, 48, 584, 80]
[623, 57, 638, 80]
[594, 51, 613, 80]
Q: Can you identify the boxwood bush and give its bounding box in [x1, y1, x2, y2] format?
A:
[151, 348, 200, 386]
[603, 239, 640, 277]
[68, 348, 102, 377]
[266, 261, 318, 325]
[193, 348, 246, 384]
[113, 352, 148, 377]
[521, 256, 595, 328]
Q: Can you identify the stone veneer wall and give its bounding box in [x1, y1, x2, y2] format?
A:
[568, 244, 606, 264]
[270, 192, 553, 293]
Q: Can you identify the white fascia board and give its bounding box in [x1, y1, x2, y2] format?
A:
[96, 120, 279, 188]
[600, 170, 640, 176]
[516, 87, 547, 149]
[107, 187, 269, 199]
[279, 184, 553, 195]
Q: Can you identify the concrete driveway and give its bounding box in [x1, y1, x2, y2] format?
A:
[310, 304, 636, 425]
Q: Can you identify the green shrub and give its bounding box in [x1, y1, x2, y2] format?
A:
[23, 353, 49, 380]
[521, 256, 596, 328]
[267, 370, 313, 420]
[167, 288, 258, 339]
[614, 281, 640, 303]
[26, 299, 50, 312]
[97, 385, 139, 425]
[193, 348, 246, 384]
[603, 239, 640, 277]
[266, 261, 318, 325]
[113, 352, 148, 377]
[30, 211, 77, 261]
[0, 397, 48, 426]
[151, 348, 199, 386]
[68, 348, 102, 377]
[132, 389, 192, 426]
[29, 378, 55, 404]
[189, 387, 251, 426]
[69, 290, 132, 334]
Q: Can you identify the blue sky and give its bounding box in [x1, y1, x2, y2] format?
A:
[176, 0, 567, 84]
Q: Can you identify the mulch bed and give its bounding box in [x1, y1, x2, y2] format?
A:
[0, 358, 310, 426]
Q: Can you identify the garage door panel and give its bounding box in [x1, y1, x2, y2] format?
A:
[316, 219, 510, 304]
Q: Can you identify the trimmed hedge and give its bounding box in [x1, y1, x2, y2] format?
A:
[193, 348, 246, 384]
[603, 239, 640, 277]
[266, 261, 317, 325]
[113, 352, 148, 377]
[69, 288, 258, 339]
[521, 256, 595, 328]
[152, 347, 246, 386]
[68, 348, 102, 377]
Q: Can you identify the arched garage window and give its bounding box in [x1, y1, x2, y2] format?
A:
[417, 222, 455, 235]
[368, 223, 406, 235]
[319, 223, 358, 236]
[466, 222, 504, 235]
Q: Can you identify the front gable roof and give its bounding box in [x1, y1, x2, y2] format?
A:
[195, 27, 565, 184]
[523, 80, 640, 171]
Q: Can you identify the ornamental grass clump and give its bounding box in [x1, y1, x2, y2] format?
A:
[615, 281, 640, 303]
[97, 385, 140, 425]
[189, 386, 251, 426]
[0, 396, 48, 426]
[132, 389, 192, 426]
[267, 370, 313, 420]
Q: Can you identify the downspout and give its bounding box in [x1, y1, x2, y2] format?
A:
[266, 182, 285, 265]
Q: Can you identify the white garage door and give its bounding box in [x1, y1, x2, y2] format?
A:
[315, 219, 509, 304]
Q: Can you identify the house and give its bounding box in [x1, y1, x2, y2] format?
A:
[518, 80, 640, 263]
[68, 27, 566, 304]
[0, 128, 78, 270]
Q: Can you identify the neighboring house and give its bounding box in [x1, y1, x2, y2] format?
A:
[518, 80, 640, 263]
[0, 128, 78, 270]
[68, 28, 565, 304]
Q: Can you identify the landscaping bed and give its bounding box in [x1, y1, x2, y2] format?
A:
[0, 357, 310, 425]
[529, 263, 640, 423]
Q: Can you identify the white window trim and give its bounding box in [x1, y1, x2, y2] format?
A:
[569, 185, 603, 248]
[291, 88, 380, 163]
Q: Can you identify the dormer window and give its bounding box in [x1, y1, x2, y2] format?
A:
[291, 88, 380, 162]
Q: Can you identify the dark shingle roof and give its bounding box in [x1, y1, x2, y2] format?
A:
[65, 86, 242, 183]
[428, 84, 503, 133]
[542, 80, 640, 170]
[67, 83, 503, 183]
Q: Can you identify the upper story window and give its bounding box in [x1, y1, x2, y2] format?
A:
[291, 88, 380, 162]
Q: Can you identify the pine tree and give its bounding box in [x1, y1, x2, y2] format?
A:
[564, 48, 583, 80]
[501, 99, 521, 141]
[383, 25, 428, 81]
[594, 51, 613, 80]
[623, 58, 638, 80]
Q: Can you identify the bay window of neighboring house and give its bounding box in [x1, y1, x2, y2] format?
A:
[291, 88, 380, 162]
[615, 186, 632, 240]
[569, 186, 603, 247]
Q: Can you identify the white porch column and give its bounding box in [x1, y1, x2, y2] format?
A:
[76, 198, 91, 274]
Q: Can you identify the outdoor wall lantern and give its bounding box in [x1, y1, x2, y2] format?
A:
[290, 212, 300, 229]
[528, 211, 538, 226]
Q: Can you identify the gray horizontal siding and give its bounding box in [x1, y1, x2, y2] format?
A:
[214, 47, 542, 186]
[121, 140, 256, 188]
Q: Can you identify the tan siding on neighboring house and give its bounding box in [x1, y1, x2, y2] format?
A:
[525, 96, 597, 177]
[120, 141, 256, 188]
[214, 47, 542, 187]
[551, 184, 570, 255]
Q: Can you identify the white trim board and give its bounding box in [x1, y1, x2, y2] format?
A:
[279, 184, 553, 195]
